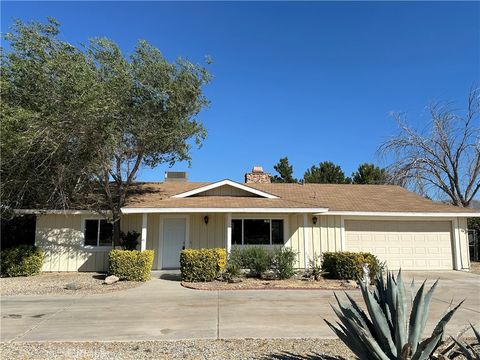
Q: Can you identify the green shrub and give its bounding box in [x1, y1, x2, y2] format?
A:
[271, 247, 296, 279]
[307, 254, 325, 281]
[225, 261, 241, 278]
[120, 231, 140, 251]
[228, 246, 243, 269]
[321, 251, 381, 281]
[180, 248, 226, 282]
[234, 246, 273, 277]
[108, 249, 154, 282]
[1, 245, 44, 277]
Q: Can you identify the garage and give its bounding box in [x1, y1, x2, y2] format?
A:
[345, 220, 454, 270]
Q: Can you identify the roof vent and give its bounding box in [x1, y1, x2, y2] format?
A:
[165, 171, 188, 182]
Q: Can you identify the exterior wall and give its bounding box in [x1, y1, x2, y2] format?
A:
[288, 215, 342, 268]
[121, 214, 143, 236]
[189, 213, 226, 249]
[194, 185, 256, 197]
[35, 212, 471, 272]
[37, 213, 143, 272]
[36, 214, 109, 272]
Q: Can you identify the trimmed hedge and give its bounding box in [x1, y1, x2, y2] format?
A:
[321, 251, 381, 281]
[108, 249, 154, 282]
[1, 245, 44, 277]
[180, 248, 227, 282]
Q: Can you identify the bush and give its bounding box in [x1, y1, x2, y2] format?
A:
[306, 254, 325, 281]
[233, 246, 273, 277]
[180, 248, 226, 282]
[271, 247, 296, 279]
[1, 245, 44, 277]
[108, 249, 154, 282]
[212, 248, 227, 274]
[321, 251, 381, 281]
[120, 231, 140, 250]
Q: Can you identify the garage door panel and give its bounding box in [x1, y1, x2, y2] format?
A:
[345, 220, 453, 270]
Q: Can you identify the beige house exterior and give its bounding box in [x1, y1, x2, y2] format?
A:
[33, 170, 477, 273]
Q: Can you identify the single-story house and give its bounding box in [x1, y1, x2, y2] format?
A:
[28, 167, 477, 272]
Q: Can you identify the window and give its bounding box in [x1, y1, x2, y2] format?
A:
[84, 219, 113, 247]
[231, 219, 284, 245]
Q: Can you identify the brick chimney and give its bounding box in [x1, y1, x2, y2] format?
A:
[245, 166, 271, 184]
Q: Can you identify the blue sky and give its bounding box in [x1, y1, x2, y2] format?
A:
[2, 1, 479, 183]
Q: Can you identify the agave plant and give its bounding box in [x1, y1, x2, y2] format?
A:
[448, 324, 480, 359]
[325, 270, 464, 360]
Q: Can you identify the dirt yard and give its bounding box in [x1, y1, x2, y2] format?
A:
[0, 272, 143, 296]
[469, 261, 480, 275]
[182, 277, 358, 291]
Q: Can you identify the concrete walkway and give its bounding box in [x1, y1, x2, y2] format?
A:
[1, 271, 479, 342]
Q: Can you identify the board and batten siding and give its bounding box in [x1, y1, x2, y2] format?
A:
[36, 213, 143, 272]
[288, 215, 342, 268]
[132, 213, 227, 270]
[36, 214, 108, 272]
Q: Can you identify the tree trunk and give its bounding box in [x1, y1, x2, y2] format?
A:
[112, 214, 121, 247]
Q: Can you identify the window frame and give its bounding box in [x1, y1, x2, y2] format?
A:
[81, 216, 113, 250]
[231, 216, 287, 246]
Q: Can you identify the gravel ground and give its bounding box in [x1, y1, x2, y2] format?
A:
[182, 278, 357, 291]
[0, 272, 143, 296]
[469, 261, 480, 275]
[0, 339, 354, 360]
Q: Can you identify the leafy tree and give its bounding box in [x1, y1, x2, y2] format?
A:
[468, 217, 480, 233]
[87, 37, 210, 241]
[379, 88, 479, 207]
[351, 163, 388, 184]
[303, 161, 351, 184]
[1, 18, 113, 216]
[271, 157, 297, 183]
[1, 19, 211, 242]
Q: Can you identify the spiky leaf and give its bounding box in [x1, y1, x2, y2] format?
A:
[408, 281, 427, 353]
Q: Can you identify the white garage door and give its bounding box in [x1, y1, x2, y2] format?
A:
[345, 220, 453, 270]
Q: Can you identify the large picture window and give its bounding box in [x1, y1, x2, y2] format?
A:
[231, 219, 284, 245]
[84, 219, 113, 247]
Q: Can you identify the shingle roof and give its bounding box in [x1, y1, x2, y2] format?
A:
[124, 181, 477, 213]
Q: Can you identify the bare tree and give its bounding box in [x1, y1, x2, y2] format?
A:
[379, 88, 480, 207]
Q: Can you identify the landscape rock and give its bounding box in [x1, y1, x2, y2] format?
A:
[104, 275, 120, 285]
[227, 277, 242, 284]
[65, 282, 79, 290]
[261, 271, 276, 280]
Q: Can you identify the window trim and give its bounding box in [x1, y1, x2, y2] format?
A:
[231, 216, 287, 246]
[81, 216, 113, 250]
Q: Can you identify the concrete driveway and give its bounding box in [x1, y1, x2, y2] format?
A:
[1, 271, 479, 342]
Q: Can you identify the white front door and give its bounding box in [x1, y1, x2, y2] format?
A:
[162, 218, 187, 269]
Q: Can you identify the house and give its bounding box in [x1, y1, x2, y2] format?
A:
[31, 167, 477, 272]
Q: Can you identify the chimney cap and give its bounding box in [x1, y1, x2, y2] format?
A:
[252, 166, 264, 173]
